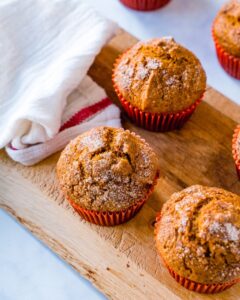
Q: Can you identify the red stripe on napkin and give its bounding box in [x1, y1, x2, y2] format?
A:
[60, 97, 112, 131]
[10, 97, 113, 150]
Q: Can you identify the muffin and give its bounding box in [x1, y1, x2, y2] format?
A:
[232, 125, 240, 179]
[120, 0, 170, 11]
[57, 126, 160, 226]
[155, 185, 240, 293]
[113, 38, 206, 132]
[212, 0, 240, 79]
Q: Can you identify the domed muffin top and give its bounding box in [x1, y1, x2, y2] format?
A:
[155, 185, 240, 284]
[113, 38, 206, 113]
[57, 127, 159, 212]
[213, 0, 240, 57]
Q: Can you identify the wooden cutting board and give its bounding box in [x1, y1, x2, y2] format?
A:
[0, 30, 240, 300]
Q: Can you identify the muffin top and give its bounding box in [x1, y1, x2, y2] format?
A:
[213, 0, 240, 57]
[113, 38, 206, 113]
[155, 185, 240, 284]
[57, 127, 159, 212]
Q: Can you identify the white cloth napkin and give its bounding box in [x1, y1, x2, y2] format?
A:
[0, 0, 121, 166]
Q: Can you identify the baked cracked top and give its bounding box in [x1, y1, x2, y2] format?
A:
[113, 37, 206, 113]
[57, 127, 159, 212]
[155, 185, 240, 284]
[213, 0, 240, 57]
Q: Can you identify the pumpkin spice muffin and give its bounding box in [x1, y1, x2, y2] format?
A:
[155, 185, 240, 293]
[113, 37, 206, 132]
[232, 125, 240, 179]
[57, 126, 160, 226]
[212, 0, 240, 79]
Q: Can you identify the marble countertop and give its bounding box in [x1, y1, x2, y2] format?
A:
[0, 1, 239, 300]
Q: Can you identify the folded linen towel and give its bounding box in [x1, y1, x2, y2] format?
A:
[0, 0, 121, 165]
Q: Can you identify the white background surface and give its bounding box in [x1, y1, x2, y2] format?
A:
[0, 1, 239, 300]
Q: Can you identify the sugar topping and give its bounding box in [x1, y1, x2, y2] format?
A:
[118, 64, 134, 89]
[175, 195, 198, 212]
[136, 63, 149, 80]
[225, 223, 240, 241]
[165, 76, 179, 86]
[156, 185, 240, 284]
[135, 58, 162, 80]
[57, 127, 159, 212]
[178, 215, 188, 233]
[208, 221, 240, 242]
[121, 76, 132, 89]
[146, 58, 162, 70]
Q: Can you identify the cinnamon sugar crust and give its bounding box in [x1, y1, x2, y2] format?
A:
[213, 0, 240, 57]
[57, 127, 159, 212]
[113, 37, 206, 113]
[155, 185, 240, 284]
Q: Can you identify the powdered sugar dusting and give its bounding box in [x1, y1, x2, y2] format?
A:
[146, 58, 162, 70]
[178, 215, 188, 233]
[225, 223, 239, 241]
[80, 134, 105, 153]
[209, 221, 221, 232]
[125, 67, 134, 77]
[121, 76, 132, 89]
[136, 63, 149, 80]
[118, 64, 134, 89]
[136, 58, 162, 80]
[209, 221, 240, 242]
[175, 196, 198, 212]
[165, 75, 179, 86]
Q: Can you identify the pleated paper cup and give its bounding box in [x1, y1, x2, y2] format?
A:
[165, 265, 239, 294]
[232, 125, 240, 180]
[212, 28, 240, 80]
[120, 0, 170, 11]
[154, 213, 240, 293]
[67, 196, 145, 226]
[114, 84, 202, 132]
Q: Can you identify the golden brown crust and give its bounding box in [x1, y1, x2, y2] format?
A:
[113, 38, 206, 113]
[57, 127, 159, 212]
[213, 0, 240, 57]
[155, 185, 240, 284]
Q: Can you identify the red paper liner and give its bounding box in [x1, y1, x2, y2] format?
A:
[232, 125, 240, 180]
[212, 28, 240, 80]
[154, 213, 240, 293]
[65, 173, 159, 226]
[120, 0, 170, 11]
[67, 196, 145, 226]
[112, 58, 203, 132]
[166, 266, 239, 293]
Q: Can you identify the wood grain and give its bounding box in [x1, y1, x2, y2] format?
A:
[0, 30, 240, 300]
